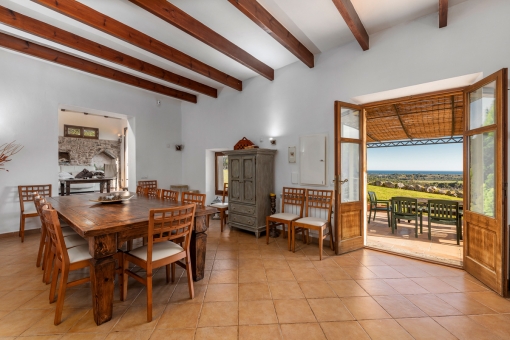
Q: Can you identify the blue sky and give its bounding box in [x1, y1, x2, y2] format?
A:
[367, 143, 463, 171]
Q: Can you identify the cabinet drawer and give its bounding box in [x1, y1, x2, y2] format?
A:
[229, 203, 256, 216]
[229, 213, 256, 227]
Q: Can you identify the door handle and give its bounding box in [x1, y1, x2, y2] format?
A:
[340, 179, 348, 185]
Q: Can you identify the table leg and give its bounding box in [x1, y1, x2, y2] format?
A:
[100, 182, 105, 193]
[190, 215, 209, 281]
[106, 181, 111, 193]
[90, 257, 115, 325]
[66, 183, 70, 196]
[60, 182, 64, 196]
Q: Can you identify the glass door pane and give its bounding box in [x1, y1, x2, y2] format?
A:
[341, 108, 360, 139]
[340, 142, 360, 202]
[469, 132, 495, 217]
[469, 81, 496, 129]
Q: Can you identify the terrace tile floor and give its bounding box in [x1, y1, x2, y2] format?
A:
[1, 219, 508, 339]
[366, 212, 463, 266]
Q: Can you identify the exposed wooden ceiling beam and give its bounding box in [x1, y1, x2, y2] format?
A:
[227, 0, 314, 68]
[31, 0, 242, 91]
[393, 104, 413, 140]
[0, 6, 217, 98]
[439, 0, 448, 28]
[129, 0, 274, 80]
[0, 32, 197, 103]
[331, 0, 369, 51]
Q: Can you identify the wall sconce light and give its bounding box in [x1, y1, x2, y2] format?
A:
[269, 137, 276, 145]
[175, 145, 184, 151]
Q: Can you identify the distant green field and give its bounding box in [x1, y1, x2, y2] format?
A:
[367, 185, 460, 201]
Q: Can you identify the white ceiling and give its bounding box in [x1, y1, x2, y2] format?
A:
[0, 0, 468, 99]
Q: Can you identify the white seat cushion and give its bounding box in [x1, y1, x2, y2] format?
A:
[68, 245, 92, 263]
[64, 234, 88, 248]
[61, 227, 77, 237]
[269, 213, 300, 221]
[128, 241, 184, 262]
[295, 217, 328, 227]
[23, 202, 37, 215]
[211, 203, 228, 208]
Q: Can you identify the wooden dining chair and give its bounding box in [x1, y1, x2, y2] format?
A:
[136, 185, 145, 195]
[211, 183, 229, 232]
[266, 188, 306, 250]
[427, 200, 461, 244]
[182, 192, 206, 207]
[34, 196, 87, 284]
[121, 204, 196, 321]
[137, 180, 158, 190]
[18, 185, 51, 242]
[291, 189, 334, 260]
[161, 189, 179, 202]
[40, 204, 92, 325]
[146, 187, 162, 199]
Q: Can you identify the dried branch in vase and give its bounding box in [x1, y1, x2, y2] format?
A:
[0, 141, 24, 172]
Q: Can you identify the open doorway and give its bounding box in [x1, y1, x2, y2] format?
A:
[334, 69, 508, 296]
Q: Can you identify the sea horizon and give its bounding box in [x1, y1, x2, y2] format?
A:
[368, 170, 462, 175]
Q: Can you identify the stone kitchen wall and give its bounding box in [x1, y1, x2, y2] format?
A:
[58, 136, 120, 166]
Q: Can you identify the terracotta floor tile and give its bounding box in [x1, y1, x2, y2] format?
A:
[0, 309, 49, 336]
[298, 281, 336, 299]
[209, 270, 238, 284]
[274, 299, 316, 323]
[359, 319, 414, 340]
[333, 256, 362, 267]
[150, 328, 195, 340]
[22, 308, 89, 336]
[391, 265, 431, 278]
[195, 326, 238, 340]
[170, 284, 206, 304]
[341, 297, 391, 320]
[238, 268, 267, 283]
[439, 276, 488, 292]
[104, 330, 153, 340]
[412, 277, 459, 293]
[436, 292, 497, 315]
[342, 267, 378, 280]
[239, 300, 278, 325]
[18, 290, 58, 310]
[263, 259, 290, 270]
[156, 303, 201, 329]
[280, 323, 326, 340]
[198, 301, 238, 327]
[204, 283, 238, 302]
[383, 278, 430, 294]
[469, 313, 510, 339]
[328, 280, 368, 298]
[291, 268, 324, 282]
[405, 294, 462, 317]
[434, 315, 502, 339]
[238, 250, 262, 259]
[320, 321, 370, 340]
[466, 291, 510, 313]
[111, 304, 164, 332]
[239, 324, 282, 340]
[356, 279, 399, 296]
[311, 258, 339, 268]
[214, 250, 238, 260]
[238, 259, 264, 270]
[396, 317, 456, 340]
[358, 256, 387, 266]
[373, 295, 426, 318]
[60, 333, 106, 340]
[316, 265, 352, 280]
[17, 335, 64, 340]
[265, 268, 296, 281]
[269, 281, 305, 300]
[308, 298, 354, 322]
[288, 260, 315, 270]
[366, 266, 405, 279]
[0, 290, 42, 311]
[68, 305, 127, 334]
[239, 282, 271, 301]
[212, 259, 238, 271]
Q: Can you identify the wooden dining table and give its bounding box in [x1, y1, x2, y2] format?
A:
[47, 192, 217, 326]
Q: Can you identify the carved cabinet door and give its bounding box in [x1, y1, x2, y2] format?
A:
[229, 156, 242, 202]
[241, 156, 256, 204]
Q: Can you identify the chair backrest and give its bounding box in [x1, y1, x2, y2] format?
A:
[137, 180, 157, 189]
[41, 203, 70, 267]
[368, 191, 377, 206]
[182, 192, 206, 207]
[161, 189, 179, 202]
[427, 200, 459, 221]
[147, 204, 196, 263]
[136, 185, 145, 195]
[18, 185, 51, 212]
[221, 183, 229, 203]
[146, 187, 161, 199]
[305, 189, 334, 221]
[281, 187, 306, 217]
[391, 197, 419, 215]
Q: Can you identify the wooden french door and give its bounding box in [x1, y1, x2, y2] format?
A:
[334, 101, 366, 254]
[463, 69, 508, 296]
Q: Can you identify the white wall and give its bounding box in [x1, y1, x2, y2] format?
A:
[181, 0, 510, 198]
[58, 110, 127, 141]
[0, 50, 182, 234]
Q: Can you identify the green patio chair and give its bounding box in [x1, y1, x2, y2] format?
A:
[427, 200, 461, 244]
[391, 197, 423, 238]
[367, 191, 391, 227]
